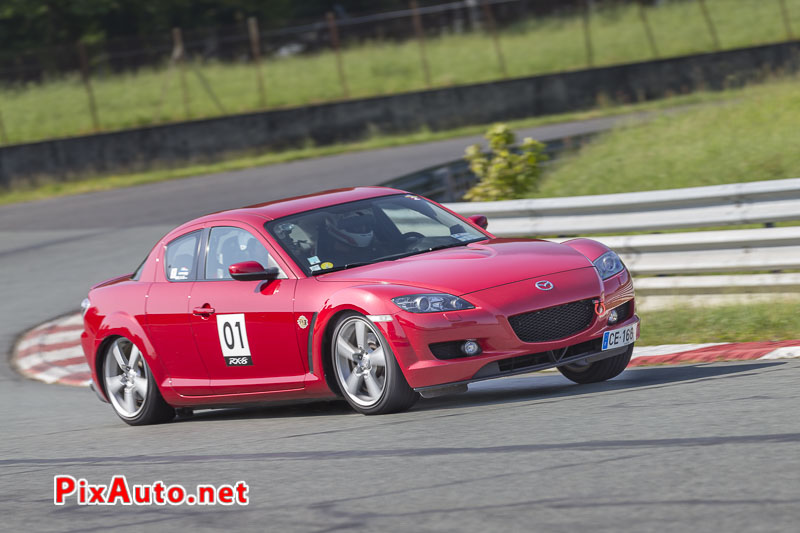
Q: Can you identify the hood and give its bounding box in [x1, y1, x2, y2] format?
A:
[315, 239, 594, 295]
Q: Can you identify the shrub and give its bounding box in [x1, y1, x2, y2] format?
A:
[463, 124, 547, 202]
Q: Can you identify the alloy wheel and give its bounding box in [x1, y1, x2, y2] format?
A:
[103, 338, 149, 418]
[333, 317, 388, 407]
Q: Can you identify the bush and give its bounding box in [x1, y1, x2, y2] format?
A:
[463, 124, 547, 201]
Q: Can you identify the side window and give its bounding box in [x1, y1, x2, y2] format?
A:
[204, 226, 286, 280]
[164, 231, 200, 281]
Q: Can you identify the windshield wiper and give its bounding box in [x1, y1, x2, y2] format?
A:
[429, 241, 478, 252]
[310, 250, 416, 275]
[401, 239, 484, 258]
[310, 261, 372, 275]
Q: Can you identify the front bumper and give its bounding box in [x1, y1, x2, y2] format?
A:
[415, 335, 634, 393]
[374, 268, 638, 390]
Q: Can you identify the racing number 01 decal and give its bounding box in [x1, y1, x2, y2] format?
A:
[216, 314, 253, 366]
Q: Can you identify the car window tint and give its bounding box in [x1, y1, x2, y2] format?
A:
[164, 231, 200, 281]
[205, 226, 285, 280]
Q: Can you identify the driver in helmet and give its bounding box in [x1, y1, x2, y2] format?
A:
[324, 210, 377, 264]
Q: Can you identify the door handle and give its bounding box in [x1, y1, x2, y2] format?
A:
[192, 306, 216, 316]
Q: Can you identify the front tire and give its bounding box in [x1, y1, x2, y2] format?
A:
[331, 313, 418, 415]
[102, 337, 175, 425]
[558, 344, 633, 384]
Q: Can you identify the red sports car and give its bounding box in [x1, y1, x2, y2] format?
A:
[81, 187, 639, 425]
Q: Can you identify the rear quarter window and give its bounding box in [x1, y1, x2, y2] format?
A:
[164, 231, 201, 281]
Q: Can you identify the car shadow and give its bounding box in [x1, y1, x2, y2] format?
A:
[178, 361, 786, 422]
[178, 398, 355, 422]
[416, 360, 787, 412]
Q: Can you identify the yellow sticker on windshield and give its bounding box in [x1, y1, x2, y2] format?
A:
[321, 262, 333, 270]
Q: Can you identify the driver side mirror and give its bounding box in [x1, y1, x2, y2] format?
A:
[229, 261, 279, 281]
[468, 214, 489, 230]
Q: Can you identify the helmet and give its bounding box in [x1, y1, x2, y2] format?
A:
[326, 211, 374, 248]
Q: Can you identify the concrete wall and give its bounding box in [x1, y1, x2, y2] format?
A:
[2, 41, 799, 186]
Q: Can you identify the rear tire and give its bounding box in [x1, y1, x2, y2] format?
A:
[331, 312, 418, 415]
[102, 337, 175, 426]
[558, 344, 633, 384]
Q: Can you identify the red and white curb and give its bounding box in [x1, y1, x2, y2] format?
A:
[630, 342, 800, 366]
[12, 313, 90, 387]
[10, 313, 800, 387]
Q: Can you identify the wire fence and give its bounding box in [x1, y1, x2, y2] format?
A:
[1, 0, 534, 84]
[0, 0, 797, 146]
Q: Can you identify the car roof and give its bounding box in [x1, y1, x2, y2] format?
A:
[190, 186, 408, 227]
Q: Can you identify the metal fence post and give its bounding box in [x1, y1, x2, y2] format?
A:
[172, 27, 191, 118]
[697, 0, 721, 51]
[76, 42, 100, 131]
[778, 0, 794, 40]
[582, 0, 594, 67]
[481, 0, 508, 78]
[410, 0, 433, 88]
[637, 0, 660, 59]
[326, 12, 350, 98]
[247, 17, 267, 108]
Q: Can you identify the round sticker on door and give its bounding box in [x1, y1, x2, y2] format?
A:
[297, 315, 309, 329]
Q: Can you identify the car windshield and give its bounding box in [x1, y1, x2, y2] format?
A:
[264, 193, 488, 276]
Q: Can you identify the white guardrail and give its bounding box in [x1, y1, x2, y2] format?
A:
[445, 178, 800, 307]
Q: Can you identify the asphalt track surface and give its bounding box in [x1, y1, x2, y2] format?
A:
[2, 114, 798, 531]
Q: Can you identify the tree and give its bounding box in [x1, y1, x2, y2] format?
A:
[463, 123, 547, 202]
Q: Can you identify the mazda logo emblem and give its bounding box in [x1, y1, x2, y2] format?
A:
[535, 280, 554, 291]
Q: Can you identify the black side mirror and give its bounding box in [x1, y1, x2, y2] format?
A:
[229, 261, 279, 281]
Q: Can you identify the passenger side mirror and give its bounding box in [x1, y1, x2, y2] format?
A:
[468, 214, 489, 230]
[229, 261, 279, 281]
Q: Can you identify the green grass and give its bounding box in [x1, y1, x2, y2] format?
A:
[0, 88, 733, 206]
[534, 76, 800, 197]
[1, 0, 799, 144]
[2, 74, 797, 208]
[638, 300, 800, 345]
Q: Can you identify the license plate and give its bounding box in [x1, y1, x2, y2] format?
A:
[602, 324, 637, 351]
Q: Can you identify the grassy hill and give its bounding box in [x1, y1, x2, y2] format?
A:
[534, 77, 800, 197]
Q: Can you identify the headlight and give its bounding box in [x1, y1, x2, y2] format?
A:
[392, 293, 474, 313]
[593, 251, 625, 280]
[81, 297, 91, 317]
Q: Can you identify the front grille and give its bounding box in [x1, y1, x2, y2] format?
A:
[508, 299, 594, 343]
[497, 352, 551, 372]
[497, 338, 602, 372]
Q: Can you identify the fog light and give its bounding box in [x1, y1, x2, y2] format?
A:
[461, 340, 482, 356]
[607, 308, 619, 325]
